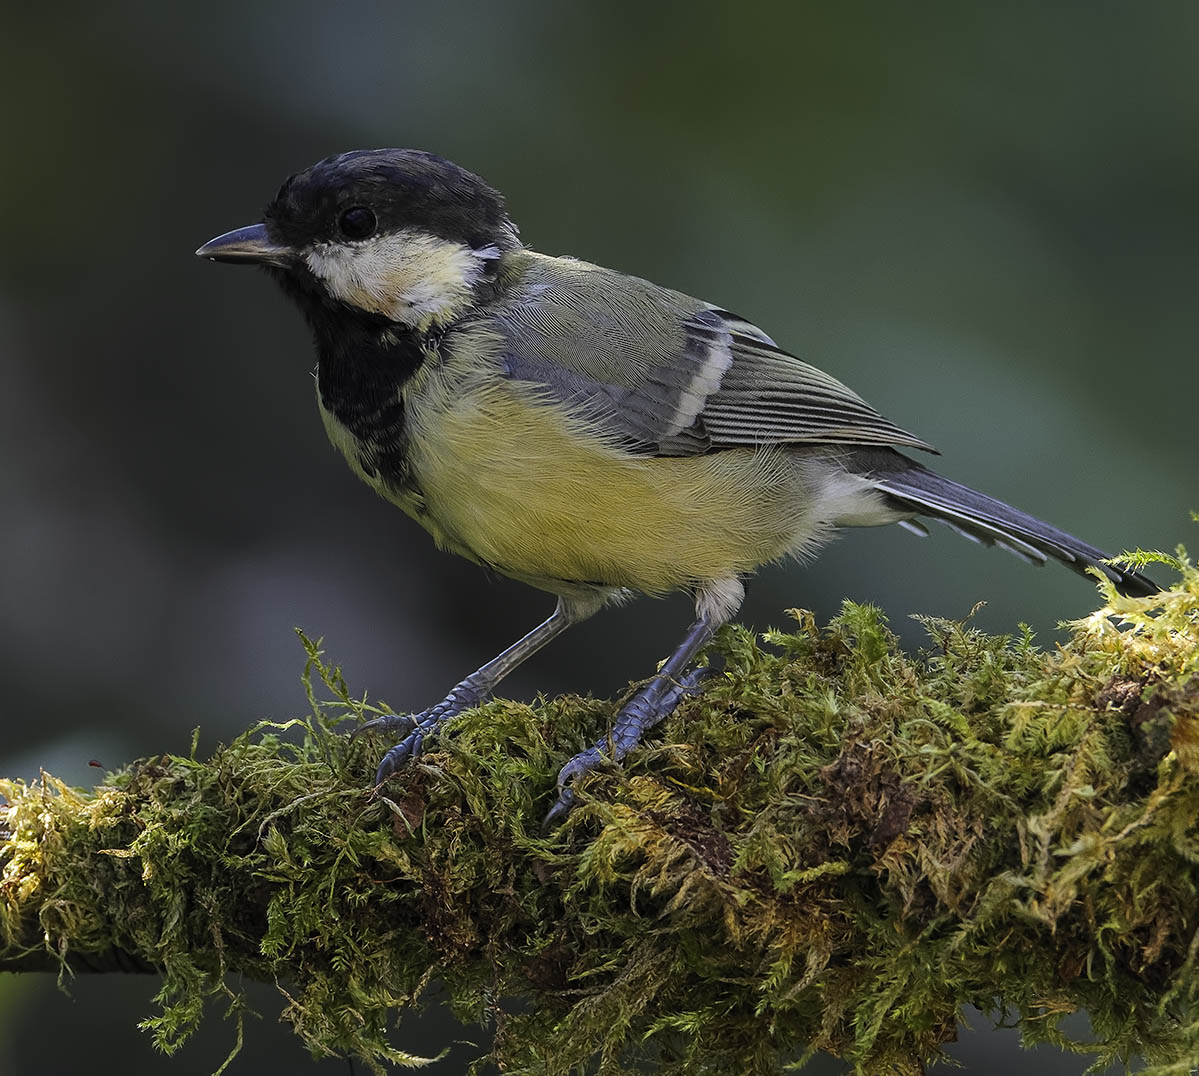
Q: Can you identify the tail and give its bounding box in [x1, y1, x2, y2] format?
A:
[864, 453, 1159, 598]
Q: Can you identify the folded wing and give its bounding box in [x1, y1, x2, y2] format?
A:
[493, 256, 934, 457]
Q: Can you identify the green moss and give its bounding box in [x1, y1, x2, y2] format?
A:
[2, 549, 1198, 1074]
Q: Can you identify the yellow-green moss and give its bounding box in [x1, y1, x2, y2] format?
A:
[1, 549, 1198, 1075]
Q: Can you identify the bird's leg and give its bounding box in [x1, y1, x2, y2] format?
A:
[545, 578, 743, 826]
[363, 595, 598, 785]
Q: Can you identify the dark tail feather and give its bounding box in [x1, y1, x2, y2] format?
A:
[869, 456, 1159, 598]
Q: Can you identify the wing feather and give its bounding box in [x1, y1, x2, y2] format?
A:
[491, 253, 934, 457]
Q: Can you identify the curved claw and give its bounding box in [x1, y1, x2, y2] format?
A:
[350, 712, 416, 742]
[542, 786, 576, 830]
[542, 747, 607, 827]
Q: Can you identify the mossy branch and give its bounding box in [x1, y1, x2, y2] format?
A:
[2, 550, 1199, 1075]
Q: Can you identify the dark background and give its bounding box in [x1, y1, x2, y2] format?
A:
[1, 3, 1195, 1072]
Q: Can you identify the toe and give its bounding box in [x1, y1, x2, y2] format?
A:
[555, 746, 605, 789]
[351, 713, 416, 741]
[373, 732, 423, 785]
[542, 747, 607, 826]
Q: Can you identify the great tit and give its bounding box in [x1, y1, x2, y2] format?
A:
[197, 149, 1157, 824]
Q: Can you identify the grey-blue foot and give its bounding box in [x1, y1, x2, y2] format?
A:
[359, 683, 489, 786]
[350, 712, 417, 740]
[543, 664, 711, 828]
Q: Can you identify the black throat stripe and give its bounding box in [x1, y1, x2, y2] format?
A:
[269, 263, 430, 487]
[311, 313, 428, 488]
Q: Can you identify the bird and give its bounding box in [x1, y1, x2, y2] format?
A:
[196, 148, 1157, 825]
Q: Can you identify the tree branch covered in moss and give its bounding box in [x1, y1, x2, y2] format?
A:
[1, 550, 1198, 1075]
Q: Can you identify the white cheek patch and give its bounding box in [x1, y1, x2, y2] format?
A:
[305, 229, 493, 328]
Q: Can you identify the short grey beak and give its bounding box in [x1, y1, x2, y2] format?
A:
[195, 223, 294, 267]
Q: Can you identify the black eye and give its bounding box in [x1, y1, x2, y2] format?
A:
[339, 206, 377, 240]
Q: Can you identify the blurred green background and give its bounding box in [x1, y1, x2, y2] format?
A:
[0, 2, 1195, 1072]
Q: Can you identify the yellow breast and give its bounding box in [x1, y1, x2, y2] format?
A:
[403, 374, 804, 593]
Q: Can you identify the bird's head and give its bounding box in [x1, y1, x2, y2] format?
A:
[196, 149, 520, 333]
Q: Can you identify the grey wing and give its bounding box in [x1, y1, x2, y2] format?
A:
[694, 311, 935, 454]
[495, 256, 935, 457]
